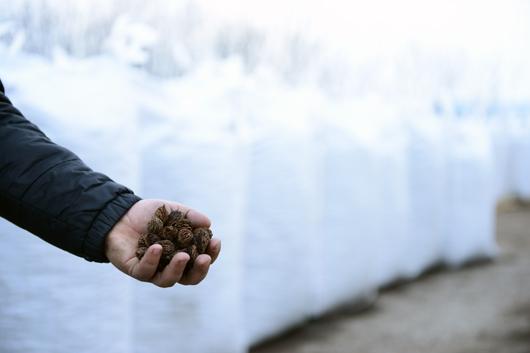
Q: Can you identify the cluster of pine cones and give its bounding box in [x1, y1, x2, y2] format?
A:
[136, 205, 213, 272]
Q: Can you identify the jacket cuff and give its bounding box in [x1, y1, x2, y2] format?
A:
[83, 191, 142, 263]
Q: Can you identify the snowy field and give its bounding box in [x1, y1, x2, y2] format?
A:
[1, 1, 530, 352]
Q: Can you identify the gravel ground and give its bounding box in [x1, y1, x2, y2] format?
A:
[251, 208, 530, 353]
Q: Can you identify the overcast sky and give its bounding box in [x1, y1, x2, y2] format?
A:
[198, 0, 529, 56]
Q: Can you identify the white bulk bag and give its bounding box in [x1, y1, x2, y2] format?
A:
[241, 86, 321, 344]
[313, 117, 380, 312]
[0, 60, 139, 353]
[442, 120, 497, 265]
[402, 117, 446, 276]
[134, 72, 248, 353]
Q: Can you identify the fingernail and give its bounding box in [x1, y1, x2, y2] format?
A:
[152, 246, 161, 255]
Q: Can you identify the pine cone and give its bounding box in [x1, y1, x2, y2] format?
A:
[177, 228, 194, 248]
[154, 205, 169, 224]
[166, 210, 184, 227]
[147, 217, 164, 235]
[145, 233, 161, 246]
[155, 240, 176, 272]
[137, 233, 161, 248]
[193, 228, 212, 253]
[162, 225, 179, 242]
[181, 245, 199, 273]
[137, 234, 149, 248]
[177, 219, 193, 230]
[187, 245, 199, 262]
[135, 205, 214, 274]
[156, 240, 176, 256]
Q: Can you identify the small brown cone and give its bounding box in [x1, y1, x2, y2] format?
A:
[166, 210, 184, 227]
[136, 205, 213, 273]
[177, 228, 194, 248]
[147, 217, 164, 235]
[193, 228, 211, 253]
[154, 205, 169, 224]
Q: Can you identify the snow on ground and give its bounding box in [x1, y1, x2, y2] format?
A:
[1, 1, 530, 352]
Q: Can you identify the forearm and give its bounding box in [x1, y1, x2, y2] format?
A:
[0, 82, 141, 262]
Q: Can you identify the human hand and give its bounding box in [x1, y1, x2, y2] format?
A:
[105, 199, 221, 287]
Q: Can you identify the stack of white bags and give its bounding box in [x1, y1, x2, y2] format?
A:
[0, 53, 521, 353]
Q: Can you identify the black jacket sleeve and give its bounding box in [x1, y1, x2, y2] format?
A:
[0, 79, 141, 262]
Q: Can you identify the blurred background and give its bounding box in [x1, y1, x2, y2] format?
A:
[1, 0, 530, 352]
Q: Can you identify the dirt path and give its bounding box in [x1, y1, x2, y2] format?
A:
[251, 208, 530, 353]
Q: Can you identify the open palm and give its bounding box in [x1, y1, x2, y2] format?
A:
[105, 199, 221, 287]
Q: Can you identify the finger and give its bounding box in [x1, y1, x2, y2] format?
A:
[130, 244, 162, 281]
[179, 254, 211, 285]
[152, 252, 190, 288]
[164, 200, 211, 228]
[206, 238, 221, 264]
[186, 208, 211, 228]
